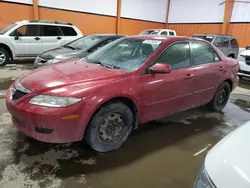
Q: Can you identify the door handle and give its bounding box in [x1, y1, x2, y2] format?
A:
[57, 37, 62, 40]
[34, 37, 41, 41]
[218, 66, 224, 71]
[185, 74, 194, 79]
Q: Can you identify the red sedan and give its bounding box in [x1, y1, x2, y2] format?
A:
[6, 36, 239, 152]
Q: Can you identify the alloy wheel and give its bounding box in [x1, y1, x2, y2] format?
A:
[0, 51, 6, 65]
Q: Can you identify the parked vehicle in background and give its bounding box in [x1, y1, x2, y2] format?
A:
[140, 29, 177, 36]
[6, 36, 239, 152]
[238, 47, 250, 79]
[194, 121, 250, 188]
[0, 20, 83, 66]
[192, 34, 239, 59]
[34, 34, 125, 68]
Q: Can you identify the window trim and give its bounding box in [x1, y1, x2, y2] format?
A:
[190, 40, 222, 67]
[143, 40, 192, 74]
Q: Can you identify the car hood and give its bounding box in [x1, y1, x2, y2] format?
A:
[240, 49, 250, 56]
[20, 59, 126, 92]
[205, 121, 250, 188]
[40, 47, 88, 60]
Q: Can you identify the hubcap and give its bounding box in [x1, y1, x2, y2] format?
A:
[217, 88, 227, 107]
[0, 51, 6, 64]
[99, 113, 124, 142]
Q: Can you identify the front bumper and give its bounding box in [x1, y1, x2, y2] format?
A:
[194, 164, 217, 188]
[6, 87, 88, 143]
[34, 56, 55, 68]
[238, 61, 250, 78]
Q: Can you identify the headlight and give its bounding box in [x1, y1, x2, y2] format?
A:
[194, 164, 216, 188]
[29, 95, 82, 107]
[238, 55, 245, 62]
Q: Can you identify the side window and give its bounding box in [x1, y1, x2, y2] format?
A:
[10, 25, 27, 36]
[169, 31, 175, 36]
[230, 38, 239, 49]
[10, 25, 40, 36]
[154, 42, 191, 69]
[160, 31, 169, 36]
[26, 25, 40, 36]
[192, 41, 220, 66]
[221, 37, 230, 47]
[213, 37, 223, 47]
[60, 26, 77, 36]
[41, 25, 59, 36]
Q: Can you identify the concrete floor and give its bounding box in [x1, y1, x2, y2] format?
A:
[0, 61, 249, 188]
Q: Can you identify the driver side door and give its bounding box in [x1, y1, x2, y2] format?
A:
[141, 41, 195, 122]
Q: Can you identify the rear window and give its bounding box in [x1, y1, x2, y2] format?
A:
[60, 26, 77, 36]
[169, 31, 175, 36]
[192, 35, 214, 43]
[41, 25, 60, 36]
[160, 31, 169, 35]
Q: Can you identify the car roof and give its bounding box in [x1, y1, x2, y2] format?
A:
[127, 35, 194, 42]
[143, 29, 176, 32]
[93, 34, 126, 38]
[193, 34, 234, 38]
[19, 20, 74, 26]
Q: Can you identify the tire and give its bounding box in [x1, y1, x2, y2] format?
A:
[0, 48, 10, 67]
[208, 82, 231, 112]
[85, 101, 134, 152]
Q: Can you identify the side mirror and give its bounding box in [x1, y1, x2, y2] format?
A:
[150, 63, 171, 74]
[14, 32, 21, 40]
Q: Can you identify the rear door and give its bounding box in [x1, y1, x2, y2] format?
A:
[141, 41, 195, 121]
[40, 25, 62, 52]
[191, 41, 225, 107]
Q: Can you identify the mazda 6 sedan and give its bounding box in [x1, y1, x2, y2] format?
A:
[6, 36, 240, 152]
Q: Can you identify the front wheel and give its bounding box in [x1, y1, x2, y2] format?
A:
[0, 48, 10, 67]
[85, 101, 134, 152]
[208, 82, 231, 112]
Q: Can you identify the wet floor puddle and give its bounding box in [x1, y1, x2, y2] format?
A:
[0, 101, 249, 188]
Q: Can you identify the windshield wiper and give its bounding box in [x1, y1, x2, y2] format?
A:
[64, 45, 77, 50]
[93, 61, 120, 70]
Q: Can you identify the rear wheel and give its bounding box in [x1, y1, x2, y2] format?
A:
[208, 82, 231, 112]
[0, 48, 10, 67]
[85, 101, 134, 152]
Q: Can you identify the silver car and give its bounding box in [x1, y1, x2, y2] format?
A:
[192, 34, 239, 59]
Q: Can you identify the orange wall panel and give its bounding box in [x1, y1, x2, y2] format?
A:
[168, 24, 222, 36]
[0, 2, 33, 29]
[229, 23, 250, 47]
[38, 7, 117, 35]
[120, 18, 165, 35]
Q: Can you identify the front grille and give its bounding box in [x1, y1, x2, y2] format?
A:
[245, 56, 250, 65]
[12, 89, 28, 100]
[239, 69, 250, 75]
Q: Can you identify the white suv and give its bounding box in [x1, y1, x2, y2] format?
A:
[139, 29, 177, 36]
[0, 20, 83, 66]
